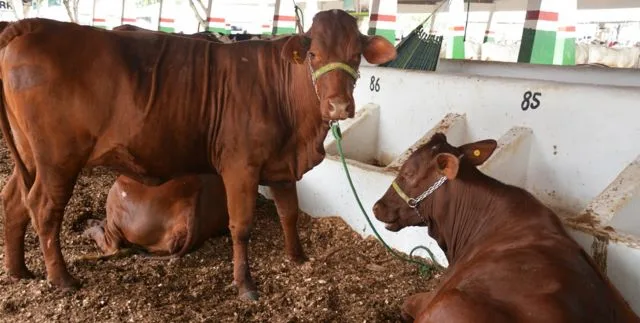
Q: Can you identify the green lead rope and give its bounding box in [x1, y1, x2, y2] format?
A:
[330, 122, 444, 277]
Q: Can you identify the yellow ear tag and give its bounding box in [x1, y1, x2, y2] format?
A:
[473, 149, 481, 157]
[292, 50, 302, 63]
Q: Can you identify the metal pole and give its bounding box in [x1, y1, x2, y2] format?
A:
[92, 0, 97, 26]
[120, 0, 125, 25]
[157, 0, 164, 31]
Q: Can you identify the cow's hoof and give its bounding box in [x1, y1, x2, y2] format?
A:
[82, 225, 105, 240]
[290, 255, 308, 264]
[6, 266, 36, 281]
[86, 219, 103, 227]
[239, 290, 259, 301]
[49, 275, 82, 291]
[81, 228, 93, 239]
[287, 250, 309, 264]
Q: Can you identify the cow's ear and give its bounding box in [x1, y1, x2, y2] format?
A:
[281, 35, 311, 64]
[361, 35, 397, 65]
[459, 139, 498, 166]
[435, 153, 460, 180]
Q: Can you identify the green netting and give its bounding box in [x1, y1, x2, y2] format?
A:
[379, 0, 448, 72]
[381, 25, 443, 71]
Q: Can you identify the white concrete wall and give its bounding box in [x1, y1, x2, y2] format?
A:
[586, 155, 640, 236]
[569, 230, 640, 314]
[352, 66, 640, 214]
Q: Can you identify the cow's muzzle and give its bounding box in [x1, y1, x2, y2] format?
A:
[307, 58, 360, 114]
[372, 201, 401, 230]
[327, 99, 353, 120]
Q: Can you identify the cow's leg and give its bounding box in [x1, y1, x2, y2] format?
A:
[1, 171, 35, 280]
[82, 220, 120, 255]
[221, 167, 259, 301]
[269, 182, 307, 263]
[26, 170, 81, 290]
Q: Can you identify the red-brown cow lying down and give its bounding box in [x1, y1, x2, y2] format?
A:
[83, 174, 228, 256]
[0, 10, 397, 300]
[373, 133, 640, 323]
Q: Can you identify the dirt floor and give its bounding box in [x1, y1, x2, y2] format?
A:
[0, 135, 443, 322]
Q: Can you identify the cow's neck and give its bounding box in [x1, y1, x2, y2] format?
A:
[278, 58, 330, 180]
[431, 172, 508, 265]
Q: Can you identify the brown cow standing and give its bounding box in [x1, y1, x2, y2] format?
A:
[83, 174, 229, 256]
[114, 24, 276, 43]
[372, 133, 640, 322]
[113, 24, 223, 43]
[0, 10, 397, 300]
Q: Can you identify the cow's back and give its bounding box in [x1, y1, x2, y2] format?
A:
[442, 225, 637, 322]
[0, 19, 220, 180]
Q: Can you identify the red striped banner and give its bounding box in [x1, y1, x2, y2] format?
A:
[207, 17, 224, 23]
[159, 18, 174, 23]
[370, 14, 396, 22]
[93, 18, 106, 22]
[525, 10, 559, 21]
[274, 15, 296, 21]
[558, 26, 576, 32]
[122, 18, 136, 23]
[449, 26, 465, 31]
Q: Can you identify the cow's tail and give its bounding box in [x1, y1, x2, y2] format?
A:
[0, 19, 52, 190]
[175, 196, 198, 258]
[0, 79, 33, 189]
[0, 18, 48, 52]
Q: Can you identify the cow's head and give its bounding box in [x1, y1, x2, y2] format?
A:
[281, 9, 397, 121]
[372, 133, 497, 238]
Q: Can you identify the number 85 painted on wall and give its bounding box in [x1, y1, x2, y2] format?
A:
[521, 91, 542, 111]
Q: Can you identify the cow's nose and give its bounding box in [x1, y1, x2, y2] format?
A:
[372, 202, 384, 218]
[328, 100, 350, 120]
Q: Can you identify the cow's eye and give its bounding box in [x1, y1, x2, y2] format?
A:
[308, 51, 317, 59]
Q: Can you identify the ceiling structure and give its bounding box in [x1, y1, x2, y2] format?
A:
[398, 0, 496, 4]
